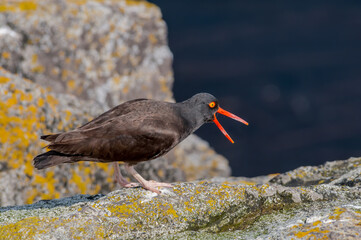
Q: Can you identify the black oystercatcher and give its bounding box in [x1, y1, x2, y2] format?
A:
[33, 93, 248, 194]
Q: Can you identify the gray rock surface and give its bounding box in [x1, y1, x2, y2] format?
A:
[0, 0, 173, 107]
[0, 157, 359, 239]
[270, 157, 361, 187]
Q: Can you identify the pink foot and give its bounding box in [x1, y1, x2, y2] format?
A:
[142, 181, 173, 194]
[123, 163, 173, 194]
[148, 180, 173, 188]
[113, 163, 141, 189]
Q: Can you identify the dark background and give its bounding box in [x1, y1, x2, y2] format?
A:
[150, 0, 361, 177]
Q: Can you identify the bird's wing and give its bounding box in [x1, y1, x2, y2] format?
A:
[46, 115, 180, 162]
[41, 99, 150, 143]
[78, 98, 148, 130]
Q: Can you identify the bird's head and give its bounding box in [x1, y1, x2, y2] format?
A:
[185, 93, 249, 143]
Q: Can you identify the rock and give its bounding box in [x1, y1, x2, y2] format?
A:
[0, 0, 173, 107]
[0, 25, 22, 73]
[0, 67, 102, 207]
[270, 157, 361, 187]
[0, 67, 230, 207]
[0, 157, 359, 239]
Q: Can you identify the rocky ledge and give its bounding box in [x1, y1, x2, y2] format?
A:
[0, 157, 360, 239]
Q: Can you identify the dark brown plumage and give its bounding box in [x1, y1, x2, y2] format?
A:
[33, 93, 248, 193]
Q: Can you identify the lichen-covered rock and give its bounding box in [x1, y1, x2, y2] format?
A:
[270, 157, 361, 187]
[0, 0, 173, 108]
[0, 67, 103, 206]
[0, 68, 230, 206]
[0, 157, 359, 239]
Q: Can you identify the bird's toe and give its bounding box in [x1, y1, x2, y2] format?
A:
[143, 181, 173, 190]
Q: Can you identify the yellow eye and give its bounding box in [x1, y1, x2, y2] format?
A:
[208, 101, 216, 108]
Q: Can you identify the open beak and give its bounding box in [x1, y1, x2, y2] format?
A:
[212, 107, 249, 144]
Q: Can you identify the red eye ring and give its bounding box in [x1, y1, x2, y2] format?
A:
[209, 101, 216, 108]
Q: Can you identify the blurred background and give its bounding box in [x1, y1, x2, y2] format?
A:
[151, 0, 361, 177]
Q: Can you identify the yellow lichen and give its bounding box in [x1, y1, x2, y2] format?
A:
[268, 173, 280, 177]
[0, 76, 10, 84]
[312, 220, 321, 226]
[112, 76, 121, 84]
[157, 169, 164, 178]
[164, 203, 179, 218]
[159, 77, 170, 93]
[122, 84, 129, 94]
[67, 79, 76, 90]
[293, 227, 330, 239]
[148, 33, 157, 44]
[0, 4, 16, 12]
[38, 98, 44, 107]
[62, 69, 69, 79]
[329, 207, 346, 220]
[0, 216, 52, 239]
[238, 180, 256, 186]
[67, 0, 88, 5]
[32, 65, 45, 73]
[31, 54, 38, 63]
[2, 51, 10, 59]
[19, 1, 37, 11]
[125, 0, 156, 9]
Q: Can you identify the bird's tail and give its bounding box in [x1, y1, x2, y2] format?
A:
[33, 150, 76, 169]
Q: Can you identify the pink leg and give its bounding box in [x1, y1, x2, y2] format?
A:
[124, 163, 173, 194]
[113, 163, 139, 188]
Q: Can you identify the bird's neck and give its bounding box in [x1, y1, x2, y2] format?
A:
[176, 101, 205, 133]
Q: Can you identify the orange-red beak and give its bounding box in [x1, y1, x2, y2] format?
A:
[212, 107, 249, 143]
